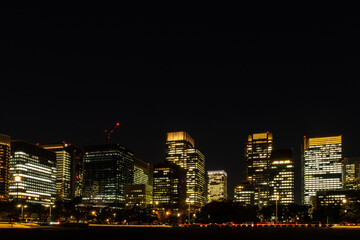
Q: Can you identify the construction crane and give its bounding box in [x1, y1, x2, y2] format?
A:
[105, 122, 120, 144]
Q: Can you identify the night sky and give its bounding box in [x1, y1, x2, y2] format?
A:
[2, 5, 360, 202]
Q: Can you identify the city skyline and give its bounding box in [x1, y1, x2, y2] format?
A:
[1, 129, 357, 203]
[3, 6, 360, 203]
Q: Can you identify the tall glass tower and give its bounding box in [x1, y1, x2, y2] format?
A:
[302, 135, 343, 205]
[165, 131, 206, 210]
[246, 132, 273, 207]
[82, 144, 134, 207]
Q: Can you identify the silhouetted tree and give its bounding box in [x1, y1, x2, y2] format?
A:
[198, 201, 258, 223]
[312, 205, 341, 223]
[341, 203, 360, 223]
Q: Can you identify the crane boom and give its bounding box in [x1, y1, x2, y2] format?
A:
[105, 122, 120, 144]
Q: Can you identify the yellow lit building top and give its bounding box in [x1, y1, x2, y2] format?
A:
[41, 144, 65, 150]
[0, 134, 10, 147]
[304, 136, 342, 150]
[166, 131, 195, 147]
[248, 132, 273, 141]
[308, 136, 342, 146]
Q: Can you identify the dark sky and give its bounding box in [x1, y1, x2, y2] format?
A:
[2, 5, 360, 202]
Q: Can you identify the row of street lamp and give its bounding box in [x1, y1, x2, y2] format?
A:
[16, 204, 55, 221]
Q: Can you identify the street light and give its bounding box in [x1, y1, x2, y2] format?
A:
[14, 176, 21, 202]
[17, 204, 27, 221]
[45, 205, 55, 221]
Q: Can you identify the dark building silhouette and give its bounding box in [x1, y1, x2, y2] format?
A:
[0, 134, 10, 202]
[82, 144, 134, 208]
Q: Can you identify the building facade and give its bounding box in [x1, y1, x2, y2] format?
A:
[82, 144, 134, 207]
[246, 132, 273, 207]
[313, 190, 360, 208]
[207, 170, 227, 203]
[125, 158, 153, 209]
[343, 157, 360, 190]
[269, 149, 294, 205]
[41, 143, 72, 202]
[68, 146, 83, 201]
[9, 141, 57, 205]
[0, 134, 10, 202]
[133, 158, 153, 186]
[302, 136, 343, 205]
[234, 180, 258, 206]
[125, 184, 153, 209]
[152, 162, 186, 214]
[165, 131, 206, 210]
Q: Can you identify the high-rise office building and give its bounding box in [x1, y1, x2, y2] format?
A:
[9, 141, 56, 205]
[234, 180, 258, 206]
[82, 144, 134, 207]
[166, 131, 206, 210]
[269, 149, 294, 205]
[302, 135, 343, 205]
[343, 157, 360, 190]
[125, 158, 153, 209]
[68, 146, 83, 201]
[152, 162, 186, 214]
[207, 170, 227, 203]
[41, 143, 72, 201]
[0, 134, 10, 202]
[246, 132, 273, 207]
[133, 158, 153, 186]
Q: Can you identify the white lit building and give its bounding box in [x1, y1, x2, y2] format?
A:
[9, 141, 57, 205]
[302, 136, 343, 205]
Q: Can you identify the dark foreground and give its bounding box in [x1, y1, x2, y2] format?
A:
[1, 226, 360, 240]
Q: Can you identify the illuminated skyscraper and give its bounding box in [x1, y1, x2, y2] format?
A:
[302, 135, 343, 205]
[41, 143, 72, 201]
[0, 134, 10, 202]
[166, 131, 206, 210]
[269, 149, 294, 205]
[10, 141, 56, 205]
[82, 144, 134, 207]
[152, 162, 186, 214]
[207, 170, 227, 203]
[246, 132, 273, 207]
